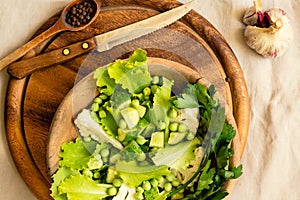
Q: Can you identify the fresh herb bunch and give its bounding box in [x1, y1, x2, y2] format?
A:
[50, 49, 242, 200]
[167, 84, 243, 200]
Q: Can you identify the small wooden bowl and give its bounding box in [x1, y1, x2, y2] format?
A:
[47, 57, 240, 193]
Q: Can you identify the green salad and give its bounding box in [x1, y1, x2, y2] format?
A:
[50, 49, 242, 200]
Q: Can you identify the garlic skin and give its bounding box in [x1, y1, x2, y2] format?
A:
[243, 6, 258, 25]
[243, 6, 293, 58]
[243, 0, 262, 26]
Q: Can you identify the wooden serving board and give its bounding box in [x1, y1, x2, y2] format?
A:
[5, 0, 250, 199]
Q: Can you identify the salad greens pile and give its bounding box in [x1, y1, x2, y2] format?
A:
[50, 49, 242, 200]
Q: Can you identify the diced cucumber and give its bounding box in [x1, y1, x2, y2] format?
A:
[136, 105, 147, 118]
[149, 131, 164, 148]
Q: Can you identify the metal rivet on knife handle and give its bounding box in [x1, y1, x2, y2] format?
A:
[81, 42, 89, 49]
[62, 48, 70, 56]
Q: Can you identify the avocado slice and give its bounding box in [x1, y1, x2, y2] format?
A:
[168, 132, 186, 145]
[120, 107, 139, 129]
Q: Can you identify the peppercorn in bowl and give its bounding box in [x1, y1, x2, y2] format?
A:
[64, 0, 98, 27]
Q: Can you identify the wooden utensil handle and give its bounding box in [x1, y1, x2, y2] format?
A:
[7, 38, 96, 79]
[0, 21, 65, 71]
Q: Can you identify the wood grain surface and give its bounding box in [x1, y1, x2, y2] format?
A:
[5, 0, 250, 199]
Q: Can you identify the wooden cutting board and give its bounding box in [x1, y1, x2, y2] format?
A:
[5, 0, 250, 199]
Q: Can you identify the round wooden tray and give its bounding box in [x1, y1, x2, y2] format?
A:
[5, 0, 250, 199]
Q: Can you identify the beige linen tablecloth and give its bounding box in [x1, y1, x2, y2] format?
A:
[1, 0, 299, 199]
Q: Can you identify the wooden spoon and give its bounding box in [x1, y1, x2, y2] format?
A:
[0, 0, 101, 71]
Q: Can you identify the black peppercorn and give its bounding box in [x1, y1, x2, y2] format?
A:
[65, 0, 96, 27]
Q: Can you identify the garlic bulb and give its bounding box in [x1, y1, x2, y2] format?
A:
[242, 0, 293, 58]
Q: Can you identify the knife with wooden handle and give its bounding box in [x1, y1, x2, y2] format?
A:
[7, 1, 195, 79]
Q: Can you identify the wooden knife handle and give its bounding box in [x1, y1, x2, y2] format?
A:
[7, 37, 96, 79]
[0, 20, 67, 72]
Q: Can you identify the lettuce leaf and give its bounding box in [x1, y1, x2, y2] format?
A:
[107, 48, 151, 93]
[58, 174, 112, 200]
[93, 67, 116, 96]
[128, 48, 148, 64]
[109, 84, 131, 123]
[74, 109, 123, 150]
[152, 138, 200, 170]
[115, 160, 171, 187]
[59, 138, 93, 169]
[117, 65, 152, 93]
[50, 167, 79, 200]
[148, 77, 173, 127]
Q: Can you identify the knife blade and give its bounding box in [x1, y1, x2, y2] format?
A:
[7, 1, 195, 79]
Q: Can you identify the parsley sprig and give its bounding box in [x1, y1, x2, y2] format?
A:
[167, 84, 243, 200]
